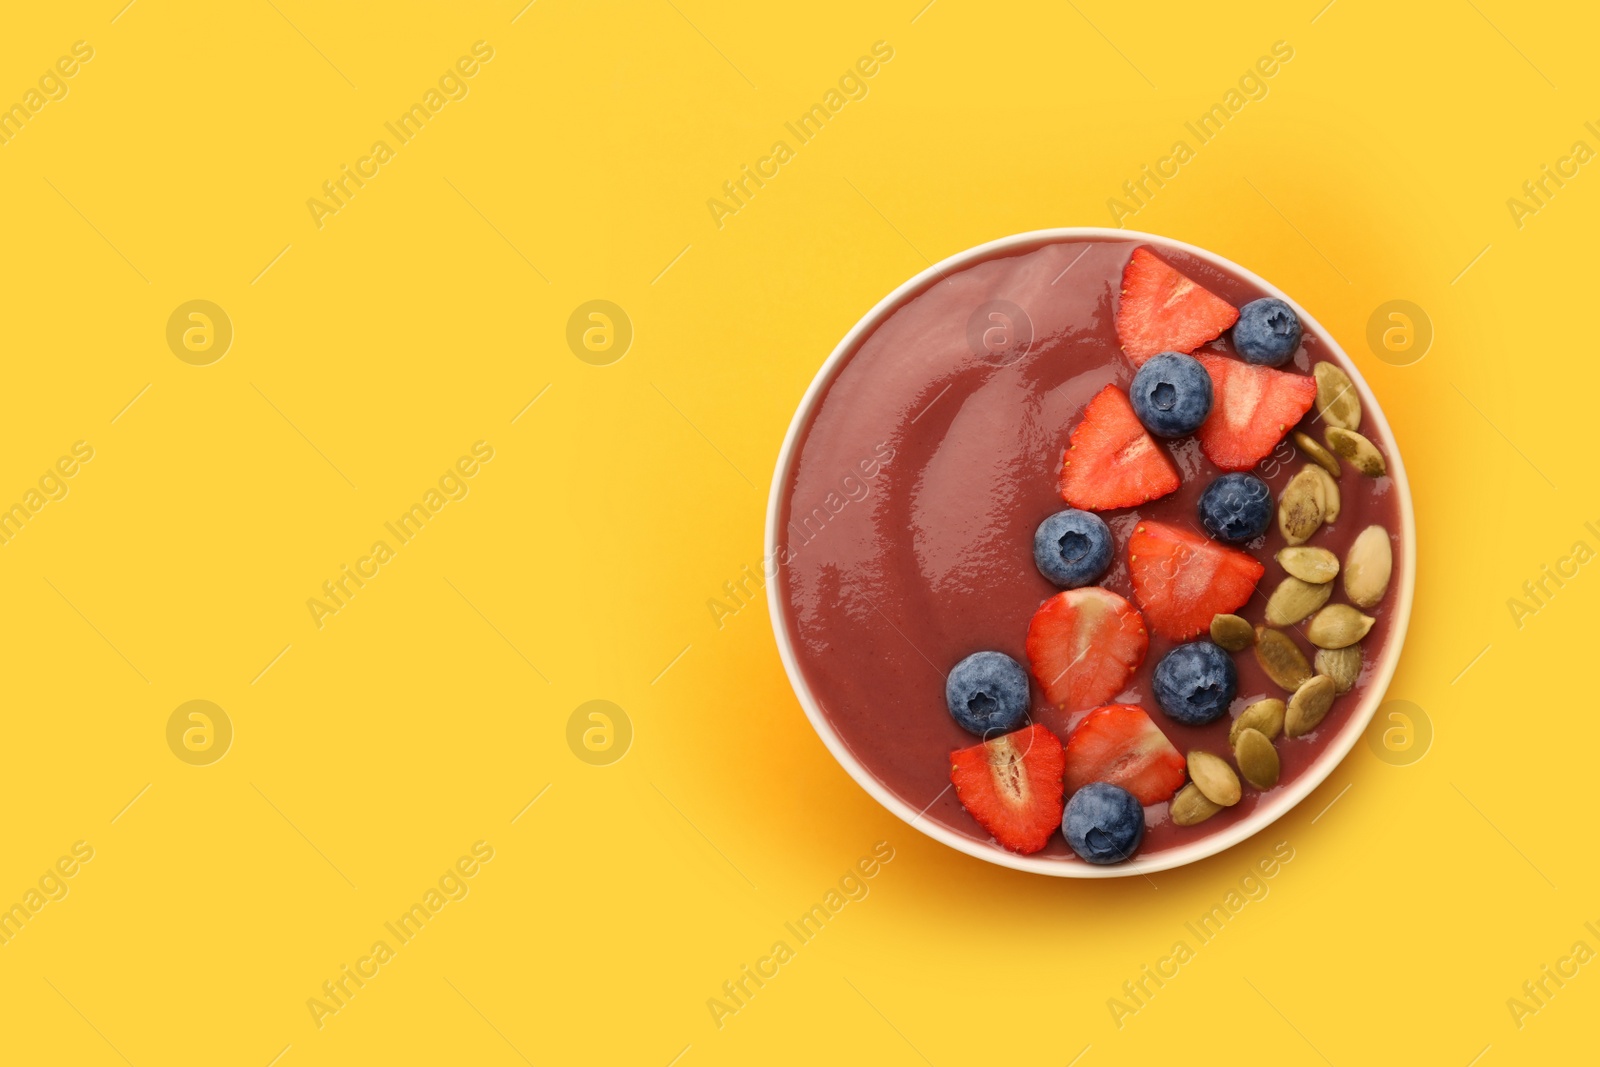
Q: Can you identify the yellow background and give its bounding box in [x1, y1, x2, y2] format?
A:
[0, 1, 1593, 1063]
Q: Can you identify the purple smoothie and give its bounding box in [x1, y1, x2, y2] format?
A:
[775, 235, 1404, 863]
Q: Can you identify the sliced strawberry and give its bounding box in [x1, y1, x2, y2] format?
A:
[1063, 704, 1186, 805]
[950, 724, 1065, 855]
[1128, 521, 1265, 641]
[1025, 587, 1149, 711]
[1194, 354, 1318, 471]
[1115, 247, 1239, 366]
[1059, 385, 1180, 511]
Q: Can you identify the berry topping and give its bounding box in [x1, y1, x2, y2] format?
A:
[1025, 588, 1149, 711]
[1232, 297, 1303, 366]
[1063, 781, 1145, 864]
[1198, 472, 1274, 544]
[1033, 509, 1114, 588]
[1152, 641, 1238, 726]
[950, 723, 1065, 855]
[1062, 703, 1186, 805]
[1115, 247, 1240, 366]
[1130, 352, 1214, 438]
[1059, 385, 1180, 511]
[1128, 521, 1265, 641]
[945, 651, 1031, 737]
[1194, 354, 1318, 472]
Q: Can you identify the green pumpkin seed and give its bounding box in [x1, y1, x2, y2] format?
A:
[1276, 546, 1339, 584]
[1210, 613, 1255, 652]
[1187, 750, 1241, 807]
[1233, 728, 1280, 790]
[1344, 524, 1393, 608]
[1314, 362, 1361, 431]
[1306, 604, 1375, 649]
[1229, 698, 1286, 746]
[1306, 463, 1340, 524]
[1254, 626, 1313, 691]
[1315, 645, 1361, 694]
[1265, 576, 1333, 627]
[1285, 674, 1337, 737]
[1294, 431, 1342, 477]
[1325, 427, 1386, 477]
[1278, 468, 1325, 546]
[1170, 782, 1223, 827]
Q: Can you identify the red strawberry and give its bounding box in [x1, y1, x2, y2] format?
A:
[950, 724, 1065, 855]
[1059, 385, 1180, 511]
[1026, 587, 1149, 711]
[1128, 521, 1265, 640]
[1115, 247, 1239, 366]
[1195, 354, 1319, 471]
[1063, 704, 1186, 805]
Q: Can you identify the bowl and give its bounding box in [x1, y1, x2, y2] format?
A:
[765, 227, 1414, 877]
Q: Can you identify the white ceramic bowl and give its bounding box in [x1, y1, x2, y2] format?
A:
[766, 228, 1414, 877]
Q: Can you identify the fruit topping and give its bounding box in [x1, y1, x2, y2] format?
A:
[1062, 703, 1186, 805]
[949, 723, 1065, 855]
[1193, 354, 1318, 471]
[1129, 352, 1214, 438]
[1127, 521, 1264, 641]
[1152, 641, 1238, 726]
[1032, 509, 1114, 588]
[1062, 781, 1145, 864]
[1059, 385, 1180, 511]
[1115, 247, 1239, 366]
[944, 651, 1031, 738]
[1231, 297, 1302, 366]
[1198, 472, 1273, 544]
[1025, 588, 1149, 711]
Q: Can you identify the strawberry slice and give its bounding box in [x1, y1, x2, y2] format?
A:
[1115, 247, 1239, 366]
[950, 724, 1065, 855]
[1195, 354, 1319, 471]
[1059, 385, 1180, 511]
[1025, 587, 1149, 711]
[1063, 704, 1186, 805]
[1128, 521, 1265, 641]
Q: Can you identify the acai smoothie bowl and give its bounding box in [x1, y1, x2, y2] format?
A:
[765, 228, 1414, 877]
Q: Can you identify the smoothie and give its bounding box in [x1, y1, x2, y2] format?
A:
[775, 235, 1404, 863]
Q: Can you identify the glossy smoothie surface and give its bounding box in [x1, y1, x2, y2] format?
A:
[777, 237, 1405, 862]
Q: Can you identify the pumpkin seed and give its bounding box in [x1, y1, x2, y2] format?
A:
[1306, 463, 1340, 524]
[1313, 362, 1361, 431]
[1229, 698, 1286, 746]
[1344, 524, 1393, 608]
[1254, 626, 1313, 691]
[1170, 782, 1223, 827]
[1285, 674, 1337, 737]
[1210, 613, 1255, 652]
[1324, 427, 1387, 477]
[1233, 728, 1280, 790]
[1306, 604, 1375, 649]
[1187, 750, 1242, 807]
[1294, 431, 1342, 477]
[1265, 576, 1333, 627]
[1315, 645, 1362, 694]
[1278, 468, 1325, 546]
[1276, 545, 1339, 584]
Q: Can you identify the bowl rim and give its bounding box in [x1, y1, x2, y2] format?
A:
[763, 226, 1415, 878]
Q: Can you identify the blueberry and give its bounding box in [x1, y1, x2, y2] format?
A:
[945, 651, 1030, 737]
[1063, 782, 1144, 864]
[1153, 642, 1237, 725]
[1232, 298, 1302, 366]
[1129, 352, 1213, 437]
[1198, 473, 1273, 544]
[1033, 509, 1113, 588]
